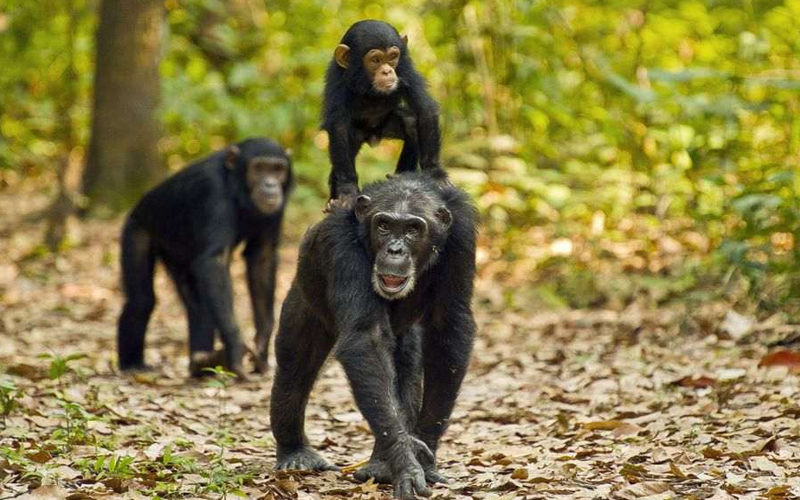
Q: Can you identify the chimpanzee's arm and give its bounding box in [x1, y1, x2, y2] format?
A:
[189, 206, 247, 377]
[190, 251, 246, 378]
[244, 232, 279, 373]
[323, 79, 360, 202]
[328, 122, 360, 200]
[405, 74, 441, 171]
[335, 320, 432, 499]
[336, 322, 406, 444]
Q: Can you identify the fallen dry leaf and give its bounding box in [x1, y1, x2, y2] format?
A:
[616, 480, 671, 499]
[759, 350, 800, 371]
[670, 375, 716, 388]
[582, 420, 625, 431]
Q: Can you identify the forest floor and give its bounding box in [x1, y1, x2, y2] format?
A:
[1, 183, 800, 500]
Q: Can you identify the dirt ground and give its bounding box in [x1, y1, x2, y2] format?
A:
[1, 183, 800, 500]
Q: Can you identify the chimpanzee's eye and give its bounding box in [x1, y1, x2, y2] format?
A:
[406, 227, 419, 238]
[377, 222, 390, 232]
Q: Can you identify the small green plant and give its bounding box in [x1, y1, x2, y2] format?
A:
[0, 379, 20, 428]
[203, 462, 253, 498]
[51, 400, 92, 448]
[38, 352, 87, 382]
[202, 365, 236, 423]
[160, 445, 196, 471]
[0, 445, 42, 485]
[92, 454, 136, 480]
[202, 365, 236, 391]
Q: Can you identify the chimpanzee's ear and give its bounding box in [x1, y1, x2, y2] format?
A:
[435, 206, 452, 229]
[334, 44, 350, 69]
[224, 145, 241, 170]
[401, 34, 409, 46]
[284, 148, 293, 159]
[355, 195, 372, 223]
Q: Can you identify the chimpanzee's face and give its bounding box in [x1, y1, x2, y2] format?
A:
[355, 194, 452, 300]
[246, 156, 289, 214]
[362, 46, 401, 94]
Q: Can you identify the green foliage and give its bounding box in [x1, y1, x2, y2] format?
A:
[1, 0, 799, 311]
[78, 453, 137, 480]
[51, 399, 93, 448]
[0, 379, 20, 427]
[37, 352, 87, 381]
[202, 365, 237, 390]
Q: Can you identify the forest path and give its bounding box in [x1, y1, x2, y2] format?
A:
[1, 186, 798, 499]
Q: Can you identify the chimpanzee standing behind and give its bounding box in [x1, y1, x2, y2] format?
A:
[271, 171, 476, 499]
[117, 138, 292, 379]
[323, 20, 442, 209]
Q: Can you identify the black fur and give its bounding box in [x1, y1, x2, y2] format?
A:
[117, 137, 292, 378]
[323, 20, 442, 202]
[270, 171, 476, 500]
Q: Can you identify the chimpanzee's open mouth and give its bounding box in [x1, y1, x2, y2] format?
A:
[378, 274, 409, 292]
[255, 195, 283, 214]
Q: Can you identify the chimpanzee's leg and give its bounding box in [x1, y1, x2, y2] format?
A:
[244, 237, 279, 374]
[117, 221, 157, 371]
[271, 286, 338, 471]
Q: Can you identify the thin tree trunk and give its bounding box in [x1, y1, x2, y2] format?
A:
[82, 0, 165, 211]
[45, 0, 80, 251]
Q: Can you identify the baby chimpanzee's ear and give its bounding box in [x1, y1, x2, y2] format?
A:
[334, 44, 350, 69]
[225, 145, 241, 170]
[355, 195, 372, 223]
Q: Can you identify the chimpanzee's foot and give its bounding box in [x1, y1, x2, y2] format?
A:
[189, 350, 226, 378]
[324, 195, 356, 213]
[354, 459, 392, 483]
[275, 446, 339, 472]
[119, 362, 155, 374]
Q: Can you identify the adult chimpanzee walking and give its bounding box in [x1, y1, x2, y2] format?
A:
[271, 170, 476, 500]
[323, 20, 442, 209]
[117, 138, 292, 379]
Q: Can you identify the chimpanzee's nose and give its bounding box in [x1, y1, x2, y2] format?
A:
[382, 68, 392, 76]
[262, 181, 281, 194]
[387, 241, 404, 256]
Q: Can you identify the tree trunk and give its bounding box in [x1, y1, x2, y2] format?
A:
[45, 0, 81, 251]
[82, 0, 165, 211]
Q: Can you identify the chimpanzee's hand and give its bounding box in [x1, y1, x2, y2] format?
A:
[355, 434, 446, 490]
[189, 350, 227, 378]
[250, 342, 269, 375]
[388, 435, 434, 499]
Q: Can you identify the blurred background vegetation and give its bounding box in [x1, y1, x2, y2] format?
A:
[0, 0, 798, 316]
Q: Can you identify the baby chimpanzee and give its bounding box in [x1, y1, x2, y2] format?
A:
[323, 20, 442, 210]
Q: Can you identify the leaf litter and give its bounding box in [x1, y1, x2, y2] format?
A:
[1, 187, 799, 499]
